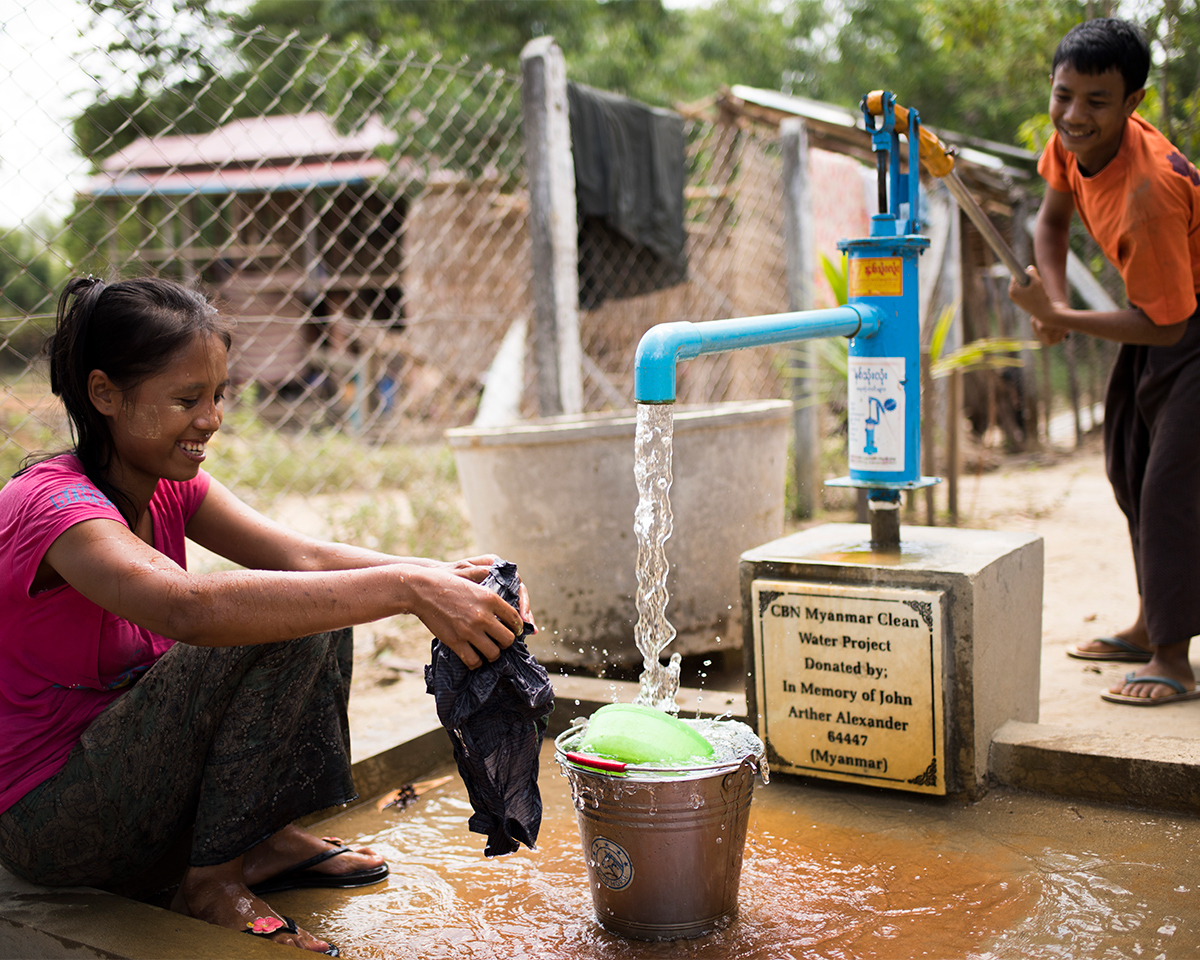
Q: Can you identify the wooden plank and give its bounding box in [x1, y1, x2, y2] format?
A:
[781, 118, 819, 520]
[520, 37, 582, 416]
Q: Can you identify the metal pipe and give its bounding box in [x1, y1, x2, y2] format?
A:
[633, 304, 885, 404]
[868, 489, 901, 552]
[876, 151, 889, 214]
[940, 170, 1030, 284]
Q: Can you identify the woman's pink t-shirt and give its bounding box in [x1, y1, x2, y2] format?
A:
[0, 455, 210, 815]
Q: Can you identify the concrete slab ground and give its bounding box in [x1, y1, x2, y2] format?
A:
[963, 440, 1200, 811]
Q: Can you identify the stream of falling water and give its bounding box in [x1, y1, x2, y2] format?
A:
[631, 402, 682, 713]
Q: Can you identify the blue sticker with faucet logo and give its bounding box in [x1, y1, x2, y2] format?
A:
[590, 837, 634, 890]
[848, 358, 905, 471]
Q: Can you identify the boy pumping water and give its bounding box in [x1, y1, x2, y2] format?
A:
[1009, 18, 1200, 705]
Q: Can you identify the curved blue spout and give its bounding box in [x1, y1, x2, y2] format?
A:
[633, 304, 884, 403]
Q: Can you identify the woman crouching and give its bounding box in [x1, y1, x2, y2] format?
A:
[0, 276, 532, 954]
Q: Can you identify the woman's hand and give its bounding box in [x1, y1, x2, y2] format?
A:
[408, 564, 528, 669]
[441, 554, 538, 632]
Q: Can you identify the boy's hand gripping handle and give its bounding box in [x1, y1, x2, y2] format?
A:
[864, 91, 1030, 286]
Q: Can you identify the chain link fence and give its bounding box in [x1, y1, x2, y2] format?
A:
[2, 8, 831, 531]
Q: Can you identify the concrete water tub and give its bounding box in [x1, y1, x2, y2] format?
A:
[447, 399, 791, 668]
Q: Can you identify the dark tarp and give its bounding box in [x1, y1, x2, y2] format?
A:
[568, 81, 688, 308]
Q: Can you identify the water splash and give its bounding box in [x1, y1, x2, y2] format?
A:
[632, 403, 682, 713]
[691, 718, 771, 784]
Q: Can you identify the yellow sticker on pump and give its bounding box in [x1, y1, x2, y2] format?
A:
[849, 257, 903, 297]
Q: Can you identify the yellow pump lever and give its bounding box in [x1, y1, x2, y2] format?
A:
[865, 90, 957, 178]
[864, 90, 1030, 285]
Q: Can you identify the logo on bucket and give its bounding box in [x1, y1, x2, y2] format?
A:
[590, 837, 634, 891]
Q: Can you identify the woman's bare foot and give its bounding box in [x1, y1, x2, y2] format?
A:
[242, 824, 385, 889]
[1108, 639, 1195, 701]
[172, 858, 332, 953]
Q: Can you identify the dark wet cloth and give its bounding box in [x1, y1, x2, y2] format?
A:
[424, 561, 554, 856]
[0, 629, 356, 888]
[1105, 310, 1200, 645]
[568, 81, 688, 308]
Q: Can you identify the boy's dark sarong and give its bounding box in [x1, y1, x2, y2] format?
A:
[1105, 311, 1200, 645]
[0, 629, 356, 889]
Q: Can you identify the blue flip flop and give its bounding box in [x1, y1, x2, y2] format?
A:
[1100, 673, 1200, 706]
[1067, 636, 1153, 662]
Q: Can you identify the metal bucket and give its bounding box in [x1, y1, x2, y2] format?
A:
[555, 727, 757, 940]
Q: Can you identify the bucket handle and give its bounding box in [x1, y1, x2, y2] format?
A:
[564, 752, 628, 773]
[722, 757, 758, 797]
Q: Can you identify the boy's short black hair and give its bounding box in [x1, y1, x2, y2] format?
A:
[1053, 18, 1150, 97]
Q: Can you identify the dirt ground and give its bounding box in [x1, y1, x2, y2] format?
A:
[342, 427, 1172, 760]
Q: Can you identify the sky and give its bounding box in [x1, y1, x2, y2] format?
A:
[0, 0, 103, 231]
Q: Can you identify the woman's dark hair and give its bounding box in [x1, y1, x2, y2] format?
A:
[1053, 18, 1151, 97]
[39, 276, 233, 526]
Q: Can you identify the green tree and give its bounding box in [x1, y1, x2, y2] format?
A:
[1141, 0, 1200, 159]
[0, 228, 60, 318]
[796, 0, 1090, 144]
[0, 226, 63, 372]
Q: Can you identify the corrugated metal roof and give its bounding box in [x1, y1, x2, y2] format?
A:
[729, 86, 860, 129]
[86, 158, 392, 197]
[729, 85, 1037, 169]
[720, 85, 1037, 199]
[99, 113, 396, 172]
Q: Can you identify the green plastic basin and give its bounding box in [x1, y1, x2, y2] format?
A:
[577, 703, 715, 765]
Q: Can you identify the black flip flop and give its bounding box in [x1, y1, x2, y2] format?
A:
[249, 844, 389, 896]
[244, 914, 340, 956]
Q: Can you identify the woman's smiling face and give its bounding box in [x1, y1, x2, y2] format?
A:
[104, 331, 229, 495]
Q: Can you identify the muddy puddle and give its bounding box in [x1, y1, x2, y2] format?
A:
[264, 741, 1200, 958]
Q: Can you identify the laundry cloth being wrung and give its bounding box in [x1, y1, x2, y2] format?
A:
[424, 560, 554, 856]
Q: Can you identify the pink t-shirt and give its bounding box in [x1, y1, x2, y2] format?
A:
[0, 455, 210, 814]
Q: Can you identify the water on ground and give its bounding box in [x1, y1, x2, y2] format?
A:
[265, 741, 1200, 959]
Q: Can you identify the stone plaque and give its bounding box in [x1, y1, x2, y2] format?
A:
[751, 579, 944, 794]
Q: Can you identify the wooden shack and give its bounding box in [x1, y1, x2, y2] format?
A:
[86, 112, 534, 435]
[86, 114, 408, 416]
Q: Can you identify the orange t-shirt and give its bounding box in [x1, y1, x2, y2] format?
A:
[1039, 113, 1200, 325]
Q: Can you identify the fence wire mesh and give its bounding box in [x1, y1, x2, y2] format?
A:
[1, 8, 819, 520]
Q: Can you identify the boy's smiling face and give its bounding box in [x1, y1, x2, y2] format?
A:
[1049, 63, 1146, 175]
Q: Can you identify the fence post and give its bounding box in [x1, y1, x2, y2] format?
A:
[1012, 194, 1040, 447]
[781, 118, 818, 519]
[520, 36, 582, 417]
[947, 207, 964, 525]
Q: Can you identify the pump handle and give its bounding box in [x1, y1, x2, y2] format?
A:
[865, 90, 956, 179]
[865, 90, 1031, 286]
